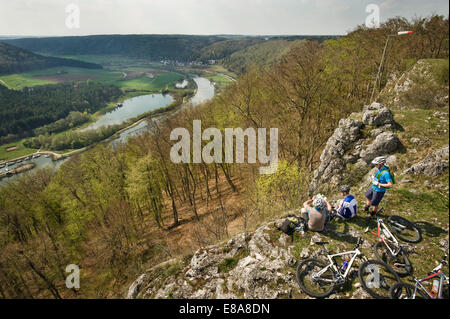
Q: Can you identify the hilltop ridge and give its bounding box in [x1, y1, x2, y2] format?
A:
[0, 42, 102, 76]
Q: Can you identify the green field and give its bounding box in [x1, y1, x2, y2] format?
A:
[0, 73, 54, 89]
[0, 67, 122, 89]
[118, 72, 184, 90]
[0, 66, 185, 91]
[61, 55, 165, 69]
[208, 74, 233, 86]
[0, 140, 38, 162]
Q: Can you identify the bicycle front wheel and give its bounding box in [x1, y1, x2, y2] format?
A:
[374, 241, 412, 276]
[358, 260, 401, 299]
[389, 282, 430, 299]
[388, 216, 422, 243]
[296, 258, 336, 298]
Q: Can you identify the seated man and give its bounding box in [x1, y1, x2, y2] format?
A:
[301, 194, 332, 232]
[335, 185, 358, 220]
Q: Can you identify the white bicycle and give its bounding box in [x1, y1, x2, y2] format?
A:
[296, 238, 401, 299]
[365, 215, 421, 276]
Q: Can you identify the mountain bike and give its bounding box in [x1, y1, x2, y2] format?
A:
[365, 214, 421, 276]
[389, 255, 449, 299]
[368, 209, 422, 243]
[296, 238, 401, 299]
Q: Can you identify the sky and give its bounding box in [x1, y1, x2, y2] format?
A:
[0, 0, 448, 36]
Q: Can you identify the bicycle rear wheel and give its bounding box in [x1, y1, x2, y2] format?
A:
[296, 258, 336, 298]
[389, 282, 430, 299]
[388, 216, 422, 243]
[358, 260, 401, 299]
[374, 241, 412, 276]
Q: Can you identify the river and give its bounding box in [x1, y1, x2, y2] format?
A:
[111, 77, 215, 147]
[81, 93, 174, 131]
[0, 76, 215, 185]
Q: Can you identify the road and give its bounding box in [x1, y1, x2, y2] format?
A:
[0, 79, 9, 88]
[220, 74, 237, 82]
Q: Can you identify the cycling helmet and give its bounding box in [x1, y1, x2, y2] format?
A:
[339, 185, 351, 193]
[372, 156, 387, 166]
[313, 194, 326, 209]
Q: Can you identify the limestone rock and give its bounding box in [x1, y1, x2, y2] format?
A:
[404, 145, 449, 177]
[362, 102, 395, 127]
[309, 119, 363, 193]
[359, 132, 401, 164]
[127, 274, 147, 299]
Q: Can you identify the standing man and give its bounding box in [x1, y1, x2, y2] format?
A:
[335, 185, 358, 220]
[365, 156, 394, 217]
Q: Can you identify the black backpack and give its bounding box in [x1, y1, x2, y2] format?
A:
[278, 216, 306, 236]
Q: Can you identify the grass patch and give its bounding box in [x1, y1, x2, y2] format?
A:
[425, 58, 449, 86]
[115, 72, 183, 91]
[0, 140, 37, 162]
[388, 187, 449, 220]
[218, 247, 250, 273]
[218, 258, 239, 273]
[0, 73, 53, 89]
[0, 66, 184, 92]
[208, 74, 233, 87]
[342, 163, 370, 188]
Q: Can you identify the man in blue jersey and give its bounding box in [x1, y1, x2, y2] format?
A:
[335, 185, 358, 220]
[364, 156, 394, 218]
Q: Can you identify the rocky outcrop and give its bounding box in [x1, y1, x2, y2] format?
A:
[127, 219, 373, 300]
[309, 103, 401, 194]
[379, 59, 450, 109]
[362, 102, 396, 127]
[359, 132, 401, 164]
[127, 274, 147, 299]
[404, 145, 449, 177]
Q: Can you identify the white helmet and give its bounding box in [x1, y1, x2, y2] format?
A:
[313, 194, 326, 209]
[372, 156, 387, 166]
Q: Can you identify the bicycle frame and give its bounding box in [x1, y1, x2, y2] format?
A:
[313, 248, 362, 283]
[368, 218, 401, 256]
[411, 266, 449, 299]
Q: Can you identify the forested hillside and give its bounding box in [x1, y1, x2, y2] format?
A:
[3, 35, 224, 62]
[199, 37, 266, 61]
[0, 15, 448, 299]
[0, 42, 102, 75]
[222, 39, 306, 74]
[0, 82, 122, 144]
[3, 35, 337, 66]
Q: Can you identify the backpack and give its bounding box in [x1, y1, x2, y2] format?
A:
[376, 166, 396, 185]
[278, 216, 305, 236]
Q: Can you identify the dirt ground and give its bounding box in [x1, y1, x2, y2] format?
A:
[5, 146, 18, 152]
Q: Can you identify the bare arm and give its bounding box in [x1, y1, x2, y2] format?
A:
[303, 199, 313, 208]
[379, 181, 394, 188]
[325, 200, 332, 212]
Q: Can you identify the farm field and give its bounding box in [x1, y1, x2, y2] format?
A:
[0, 139, 37, 162]
[0, 66, 185, 91]
[208, 74, 233, 86]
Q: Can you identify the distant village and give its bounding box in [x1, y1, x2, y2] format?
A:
[160, 59, 217, 67]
